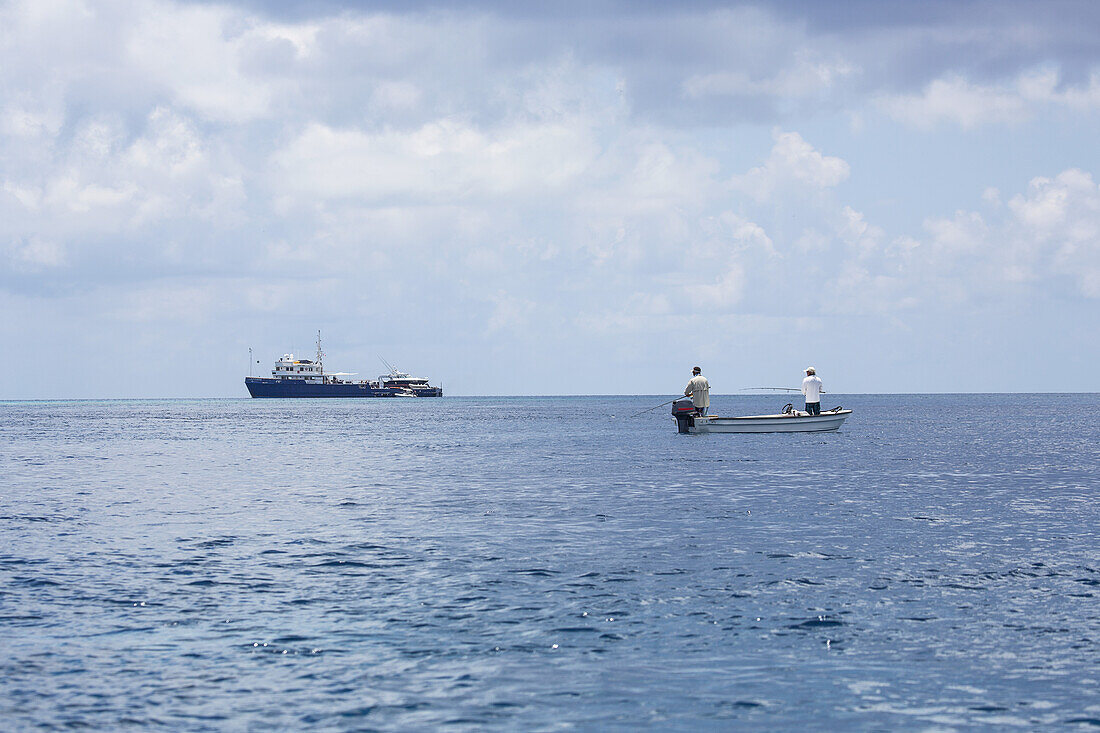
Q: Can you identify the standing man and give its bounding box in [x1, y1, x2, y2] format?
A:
[685, 366, 711, 415]
[801, 366, 823, 415]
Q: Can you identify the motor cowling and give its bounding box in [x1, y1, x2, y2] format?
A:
[672, 399, 697, 433]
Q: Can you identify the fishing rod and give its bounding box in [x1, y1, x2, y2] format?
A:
[740, 387, 801, 392]
[739, 387, 826, 393]
[629, 397, 683, 418]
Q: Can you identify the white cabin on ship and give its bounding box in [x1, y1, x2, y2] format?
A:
[274, 354, 327, 383]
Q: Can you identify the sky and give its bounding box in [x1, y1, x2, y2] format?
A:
[1, 0, 1098, 397]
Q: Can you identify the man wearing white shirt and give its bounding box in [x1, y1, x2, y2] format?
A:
[684, 366, 711, 415]
[801, 367, 823, 415]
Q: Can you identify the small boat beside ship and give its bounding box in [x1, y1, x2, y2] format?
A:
[245, 333, 441, 399]
[376, 358, 442, 397]
[671, 399, 851, 434]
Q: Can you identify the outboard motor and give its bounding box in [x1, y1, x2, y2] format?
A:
[671, 399, 697, 434]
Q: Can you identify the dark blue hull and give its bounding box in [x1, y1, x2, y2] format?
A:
[245, 377, 442, 398]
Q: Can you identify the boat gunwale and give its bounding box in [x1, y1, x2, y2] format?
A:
[696, 409, 852, 422]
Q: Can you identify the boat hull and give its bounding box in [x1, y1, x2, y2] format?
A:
[245, 377, 442, 398]
[680, 410, 851, 434]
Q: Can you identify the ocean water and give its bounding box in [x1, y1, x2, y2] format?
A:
[2, 393, 1098, 730]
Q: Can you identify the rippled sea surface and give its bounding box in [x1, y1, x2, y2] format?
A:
[2, 394, 1099, 730]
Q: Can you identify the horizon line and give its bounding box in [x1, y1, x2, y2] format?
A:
[2, 391, 1099, 402]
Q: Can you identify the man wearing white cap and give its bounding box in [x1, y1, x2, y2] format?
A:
[801, 367, 823, 415]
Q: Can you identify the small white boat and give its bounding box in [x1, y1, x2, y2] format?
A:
[672, 400, 851, 434]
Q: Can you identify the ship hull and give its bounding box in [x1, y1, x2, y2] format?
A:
[245, 377, 442, 398]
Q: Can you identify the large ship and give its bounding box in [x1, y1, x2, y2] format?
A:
[245, 332, 442, 398]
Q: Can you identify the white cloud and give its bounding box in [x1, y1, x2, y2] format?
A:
[112, 282, 218, 322]
[485, 290, 536, 334]
[878, 75, 1028, 128]
[3, 106, 242, 238]
[686, 265, 745, 309]
[733, 130, 850, 201]
[0, 105, 64, 138]
[371, 81, 423, 112]
[878, 67, 1100, 129]
[721, 212, 774, 254]
[251, 21, 320, 60]
[1009, 169, 1088, 231]
[837, 205, 883, 252]
[2, 181, 42, 210]
[1008, 169, 1100, 296]
[910, 170, 1100, 298]
[271, 118, 600, 204]
[683, 54, 857, 99]
[923, 210, 989, 255]
[125, 2, 278, 123]
[1016, 68, 1100, 111]
[5, 236, 66, 270]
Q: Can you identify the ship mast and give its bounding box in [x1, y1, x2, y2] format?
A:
[315, 330, 324, 380]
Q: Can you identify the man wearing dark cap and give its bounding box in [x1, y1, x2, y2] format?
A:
[684, 366, 711, 415]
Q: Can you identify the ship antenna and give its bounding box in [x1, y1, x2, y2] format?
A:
[316, 330, 324, 374]
[249, 347, 253, 377]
